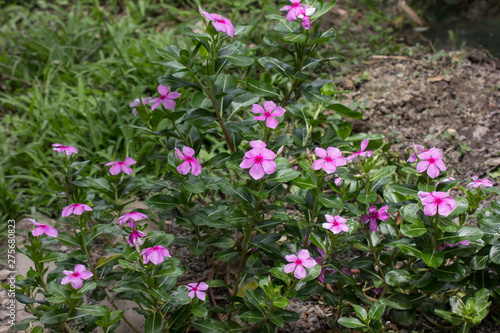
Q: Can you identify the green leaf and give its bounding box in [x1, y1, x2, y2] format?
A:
[141, 310, 162, 333]
[283, 33, 307, 43]
[192, 305, 208, 318]
[237, 311, 264, 323]
[213, 248, 240, 262]
[352, 304, 368, 321]
[158, 75, 202, 91]
[77, 304, 108, 317]
[471, 255, 489, 270]
[258, 57, 294, 76]
[292, 177, 316, 190]
[385, 269, 411, 287]
[246, 78, 281, 98]
[38, 252, 69, 263]
[182, 176, 206, 194]
[318, 195, 344, 209]
[434, 263, 466, 282]
[338, 317, 366, 328]
[422, 247, 445, 268]
[327, 103, 363, 119]
[220, 53, 254, 66]
[189, 238, 207, 256]
[273, 296, 290, 308]
[369, 166, 397, 180]
[268, 169, 301, 182]
[155, 45, 181, 61]
[490, 243, 500, 264]
[336, 122, 351, 140]
[206, 237, 235, 249]
[357, 192, 377, 204]
[311, 0, 338, 21]
[368, 300, 386, 320]
[400, 221, 428, 237]
[440, 226, 483, 244]
[191, 319, 228, 333]
[40, 309, 68, 324]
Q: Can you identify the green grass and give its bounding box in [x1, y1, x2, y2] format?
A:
[0, 0, 423, 220]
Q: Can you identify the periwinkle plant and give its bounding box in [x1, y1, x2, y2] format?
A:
[7, 1, 500, 333]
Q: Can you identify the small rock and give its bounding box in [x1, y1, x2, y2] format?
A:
[473, 126, 489, 140]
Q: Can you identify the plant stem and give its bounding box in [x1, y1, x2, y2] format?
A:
[365, 225, 386, 283]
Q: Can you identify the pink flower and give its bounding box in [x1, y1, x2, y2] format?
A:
[467, 175, 493, 188]
[362, 206, 390, 232]
[149, 85, 181, 111]
[284, 249, 317, 279]
[280, 1, 316, 29]
[62, 203, 93, 217]
[118, 212, 148, 229]
[312, 147, 346, 174]
[27, 218, 58, 237]
[252, 101, 286, 129]
[52, 143, 78, 156]
[240, 140, 277, 180]
[347, 139, 372, 162]
[199, 8, 234, 37]
[185, 282, 209, 300]
[128, 230, 147, 247]
[61, 264, 93, 289]
[130, 97, 152, 116]
[407, 144, 425, 163]
[141, 245, 171, 265]
[333, 175, 343, 186]
[174, 146, 202, 176]
[322, 215, 350, 234]
[418, 191, 457, 217]
[416, 148, 447, 178]
[105, 157, 136, 175]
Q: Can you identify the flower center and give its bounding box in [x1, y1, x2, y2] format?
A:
[192, 287, 198, 291]
[435, 198, 442, 204]
[255, 156, 263, 163]
[186, 157, 193, 162]
[324, 157, 332, 163]
[72, 273, 79, 278]
[332, 221, 339, 226]
[295, 259, 303, 265]
[428, 158, 435, 164]
[264, 112, 271, 117]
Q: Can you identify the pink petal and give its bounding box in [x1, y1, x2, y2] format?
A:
[198, 282, 209, 291]
[190, 162, 202, 176]
[302, 257, 317, 268]
[62, 270, 74, 276]
[239, 158, 255, 169]
[369, 220, 378, 232]
[423, 204, 437, 216]
[129, 99, 141, 107]
[79, 270, 93, 280]
[335, 216, 347, 224]
[188, 290, 195, 299]
[177, 161, 191, 175]
[437, 204, 452, 216]
[148, 251, 164, 265]
[174, 147, 185, 159]
[73, 205, 84, 215]
[61, 276, 73, 285]
[312, 159, 325, 170]
[157, 85, 170, 95]
[284, 263, 296, 274]
[109, 164, 122, 175]
[105, 161, 118, 166]
[151, 99, 162, 110]
[265, 117, 279, 129]
[224, 20, 234, 37]
[196, 291, 207, 300]
[163, 99, 176, 110]
[121, 165, 134, 175]
[261, 160, 276, 174]
[294, 265, 307, 279]
[260, 148, 276, 160]
[297, 249, 311, 260]
[301, 16, 310, 29]
[62, 205, 73, 217]
[183, 146, 195, 157]
[254, 115, 266, 121]
[250, 140, 266, 149]
[166, 92, 181, 99]
[213, 21, 227, 34]
[45, 226, 58, 237]
[32, 227, 44, 237]
[416, 161, 429, 173]
[249, 163, 265, 180]
[322, 162, 337, 174]
[322, 222, 333, 230]
[315, 147, 327, 158]
[326, 147, 342, 159]
[427, 164, 440, 178]
[270, 106, 286, 117]
[280, 5, 292, 11]
[123, 157, 136, 165]
[263, 101, 277, 112]
[360, 139, 369, 151]
[435, 160, 447, 171]
[71, 278, 83, 289]
[252, 104, 265, 114]
[285, 254, 297, 263]
[74, 264, 87, 274]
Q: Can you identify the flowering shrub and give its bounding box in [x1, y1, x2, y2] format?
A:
[7, 1, 500, 333]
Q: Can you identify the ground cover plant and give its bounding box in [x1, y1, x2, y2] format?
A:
[3, 0, 500, 332]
